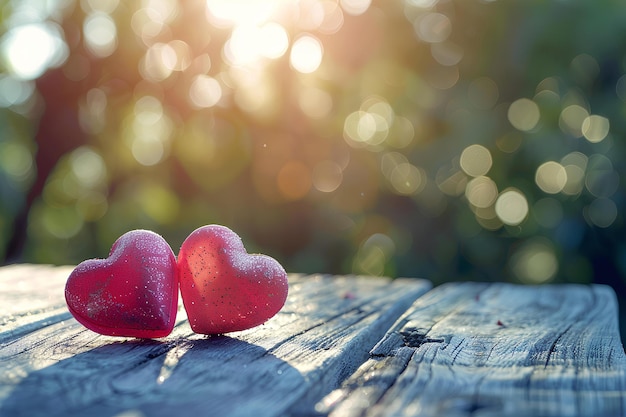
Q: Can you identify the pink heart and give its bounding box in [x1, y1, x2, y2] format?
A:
[65, 230, 178, 338]
[177, 225, 288, 334]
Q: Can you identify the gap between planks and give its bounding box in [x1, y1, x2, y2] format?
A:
[2, 265, 625, 417]
[317, 282, 626, 417]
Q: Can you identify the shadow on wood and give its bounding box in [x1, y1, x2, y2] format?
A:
[0, 265, 432, 417]
[0, 335, 304, 417]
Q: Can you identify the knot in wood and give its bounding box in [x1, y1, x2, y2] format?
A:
[398, 327, 444, 348]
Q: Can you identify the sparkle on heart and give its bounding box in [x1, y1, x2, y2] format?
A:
[177, 224, 289, 335]
[65, 230, 178, 338]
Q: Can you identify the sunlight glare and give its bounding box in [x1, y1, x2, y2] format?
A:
[2, 23, 68, 80]
[259, 23, 290, 59]
[224, 22, 288, 66]
[206, 0, 281, 27]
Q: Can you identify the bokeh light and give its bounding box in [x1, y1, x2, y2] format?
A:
[560, 152, 587, 196]
[559, 104, 589, 138]
[535, 161, 567, 194]
[585, 154, 619, 198]
[460, 144, 492, 177]
[389, 163, 426, 196]
[354, 233, 395, 277]
[2, 23, 68, 79]
[465, 176, 498, 209]
[312, 160, 343, 193]
[586, 198, 617, 229]
[340, 0, 372, 16]
[0, 75, 35, 107]
[507, 98, 540, 132]
[70, 147, 107, 189]
[223, 22, 289, 66]
[189, 75, 223, 108]
[431, 41, 463, 66]
[206, 0, 280, 27]
[1, 0, 626, 307]
[0, 141, 34, 188]
[83, 12, 118, 58]
[510, 238, 558, 284]
[581, 115, 609, 143]
[290, 35, 323, 74]
[495, 189, 528, 226]
[414, 12, 451, 43]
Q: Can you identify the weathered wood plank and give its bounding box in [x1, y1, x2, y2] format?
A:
[0, 265, 431, 417]
[317, 282, 626, 417]
[0, 264, 74, 344]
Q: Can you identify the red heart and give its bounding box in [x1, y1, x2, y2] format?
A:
[65, 230, 178, 338]
[177, 225, 288, 334]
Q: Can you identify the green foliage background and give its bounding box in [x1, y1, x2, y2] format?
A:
[1, 0, 625, 312]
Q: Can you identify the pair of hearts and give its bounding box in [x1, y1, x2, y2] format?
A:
[65, 225, 289, 338]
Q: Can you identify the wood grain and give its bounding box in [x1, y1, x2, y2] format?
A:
[2, 265, 625, 417]
[0, 264, 73, 344]
[317, 282, 626, 417]
[0, 265, 431, 417]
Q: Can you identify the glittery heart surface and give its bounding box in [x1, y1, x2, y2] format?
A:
[177, 225, 288, 335]
[65, 230, 178, 338]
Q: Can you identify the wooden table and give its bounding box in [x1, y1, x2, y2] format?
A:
[0, 264, 625, 417]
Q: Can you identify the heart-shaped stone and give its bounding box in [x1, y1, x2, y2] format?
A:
[177, 225, 288, 334]
[65, 230, 178, 338]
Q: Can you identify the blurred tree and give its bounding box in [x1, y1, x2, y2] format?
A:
[0, 0, 625, 322]
[6, 66, 88, 260]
